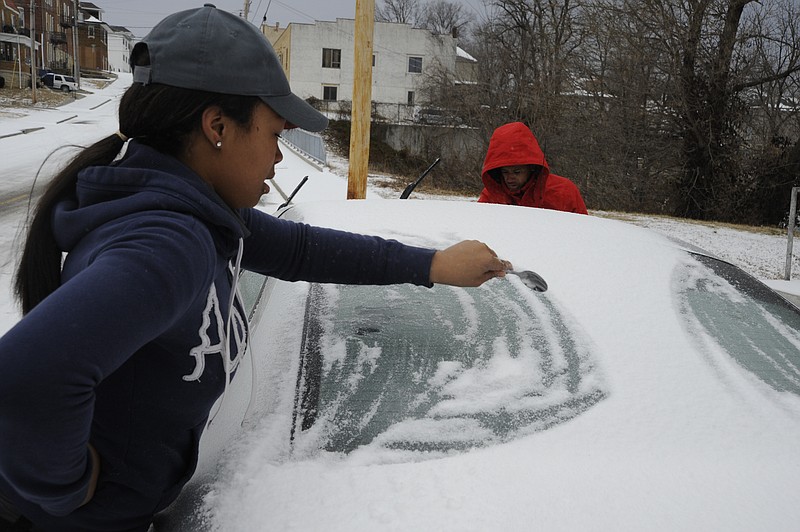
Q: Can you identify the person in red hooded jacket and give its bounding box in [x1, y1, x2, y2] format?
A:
[478, 122, 588, 214]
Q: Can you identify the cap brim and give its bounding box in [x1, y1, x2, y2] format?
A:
[261, 93, 328, 133]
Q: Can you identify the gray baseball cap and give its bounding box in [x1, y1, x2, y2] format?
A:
[131, 4, 328, 132]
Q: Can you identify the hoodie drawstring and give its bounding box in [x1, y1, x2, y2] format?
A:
[207, 237, 246, 427]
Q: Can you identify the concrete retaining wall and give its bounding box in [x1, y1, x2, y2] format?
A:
[372, 123, 484, 160]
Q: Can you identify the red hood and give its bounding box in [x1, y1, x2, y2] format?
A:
[480, 122, 550, 198]
[478, 122, 588, 214]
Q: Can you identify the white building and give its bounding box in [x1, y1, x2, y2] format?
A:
[268, 18, 459, 116]
[106, 25, 134, 73]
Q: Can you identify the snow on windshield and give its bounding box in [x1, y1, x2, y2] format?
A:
[675, 254, 800, 398]
[288, 275, 606, 463]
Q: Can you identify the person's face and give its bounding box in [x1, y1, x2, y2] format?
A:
[500, 165, 534, 192]
[214, 102, 285, 208]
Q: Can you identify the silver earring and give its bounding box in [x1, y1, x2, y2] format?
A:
[215, 141, 222, 148]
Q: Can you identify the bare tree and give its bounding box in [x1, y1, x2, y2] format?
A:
[567, 0, 685, 212]
[745, 1, 800, 146]
[551, 0, 800, 220]
[420, 0, 475, 36]
[464, 1, 584, 135]
[376, 0, 424, 25]
[662, 0, 800, 220]
[727, 1, 800, 223]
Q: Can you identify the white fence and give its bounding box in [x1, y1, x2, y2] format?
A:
[280, 128, 327, 167]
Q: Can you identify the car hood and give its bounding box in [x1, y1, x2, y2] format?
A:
[170, 200, 800, 532]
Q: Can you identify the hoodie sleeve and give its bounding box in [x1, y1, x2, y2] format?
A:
[0, 214, 216, 516]
[240, 209, 436, 287]
[572, 191, 588, 214]
[542, 173, 589, 215]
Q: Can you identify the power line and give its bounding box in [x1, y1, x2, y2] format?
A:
[250, 0, 265, 23]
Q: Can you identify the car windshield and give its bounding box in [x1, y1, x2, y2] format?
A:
[676, 253, 800, 395]
[290, 278, 605, 458]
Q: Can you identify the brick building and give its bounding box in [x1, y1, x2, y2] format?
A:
[0, 1, 126, 87]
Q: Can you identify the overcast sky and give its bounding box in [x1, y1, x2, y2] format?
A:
[96, 0, 350, 38]
[97, 0, 485, 39]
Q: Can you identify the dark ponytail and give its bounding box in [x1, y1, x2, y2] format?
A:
[14, 47, 260, 314]
[14, 135, 125, 314]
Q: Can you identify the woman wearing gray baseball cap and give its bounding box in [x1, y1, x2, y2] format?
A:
[0, 5, 510, 531]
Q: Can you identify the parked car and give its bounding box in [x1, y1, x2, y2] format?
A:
[156, 200, 800, 531]
[414, 106, 462, 125]
[41, 72, 78, 92]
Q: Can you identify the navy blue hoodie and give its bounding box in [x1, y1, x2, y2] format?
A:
[0, 141, 435, 531]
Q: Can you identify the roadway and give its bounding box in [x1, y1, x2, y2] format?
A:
[0, 73, 337, 327]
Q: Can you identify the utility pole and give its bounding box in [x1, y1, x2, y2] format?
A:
[347, 0, 374, 200]
[72, 0, 80, 86]
[786, 187, 799, 280]
[29, 0, 37, 104]
[242, 0, 251, 19]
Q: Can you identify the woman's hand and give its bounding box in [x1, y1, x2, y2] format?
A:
[429, 240, 511, 287]
[79, 444, 101, 507]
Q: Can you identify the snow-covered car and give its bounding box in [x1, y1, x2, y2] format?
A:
[156, 200, 800, 532]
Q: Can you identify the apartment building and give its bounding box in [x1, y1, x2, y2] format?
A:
[77, 1, 106, 70]
[0, 1, 135, 87]
[106, 23, 133, 72]
[268, 18, 460, 118]
[0, 0, 35, 86]
[0, 0, 79, 85]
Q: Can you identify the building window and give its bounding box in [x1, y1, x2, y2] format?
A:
[322, 48, 341, 69]
[1, 43, 14, 62]
[323, 85, 338, 101]
[372, 54, 376, 67]
[88, 25, 95, 39]
[408, 56, 422, 74]
[407, 91, 415, 105]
